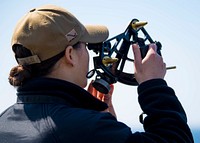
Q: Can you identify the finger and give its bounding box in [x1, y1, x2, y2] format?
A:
[104, 84, 114, 101]
[92, 88, 98, 98]
[132, 44, 142, 64]
[87, 81, 93, 94]
[107, 84, 114, 96]
[97, 91, 104, 100]
[150, 43, 157, 51]
[146, 44, 157, 56]
[87, 80, 99, 98]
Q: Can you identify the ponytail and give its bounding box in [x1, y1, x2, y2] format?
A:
[9, 44, 65, 86]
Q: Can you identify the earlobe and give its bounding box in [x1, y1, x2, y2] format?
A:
[64, 46, 75, 66]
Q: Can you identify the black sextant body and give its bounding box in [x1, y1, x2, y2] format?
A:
[87, 19, 162, 94]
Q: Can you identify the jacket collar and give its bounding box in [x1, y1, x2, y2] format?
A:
[17, 77, 108, 111]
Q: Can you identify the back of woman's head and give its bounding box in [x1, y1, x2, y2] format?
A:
[9, 44, 65, 86]
[9, 5, 109, 86]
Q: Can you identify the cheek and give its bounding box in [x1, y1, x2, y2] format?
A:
[81, 48, 90, 88]
[78, 48, 89, 72]
[86, 50, 89, 68]
[81, 48, 89, 67]
[80, 52, 89, 88]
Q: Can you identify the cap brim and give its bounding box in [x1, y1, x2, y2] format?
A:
[80, 25, 109, 44]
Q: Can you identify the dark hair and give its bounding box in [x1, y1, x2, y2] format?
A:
[8, 44, 65, 86]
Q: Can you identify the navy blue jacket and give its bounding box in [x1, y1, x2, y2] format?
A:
[0, 78, 194, 143]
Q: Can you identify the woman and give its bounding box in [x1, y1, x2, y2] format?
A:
[0, 4, 193, 143]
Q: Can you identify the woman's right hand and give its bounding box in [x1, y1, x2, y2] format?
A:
[132, 44, 166, 84]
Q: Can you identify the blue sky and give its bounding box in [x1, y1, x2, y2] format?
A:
[1, 0, 200, 140]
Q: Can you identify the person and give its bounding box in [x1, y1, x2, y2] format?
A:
[0, 4, 194, 143]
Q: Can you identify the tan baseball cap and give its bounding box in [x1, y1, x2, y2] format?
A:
[11, 5, 109, 65]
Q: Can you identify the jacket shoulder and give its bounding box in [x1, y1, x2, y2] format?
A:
[47, 104, 131, 143]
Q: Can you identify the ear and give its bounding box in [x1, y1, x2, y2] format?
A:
[64, 46, 76, 66]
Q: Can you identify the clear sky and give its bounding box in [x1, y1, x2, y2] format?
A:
[1, 0, 200, 139]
